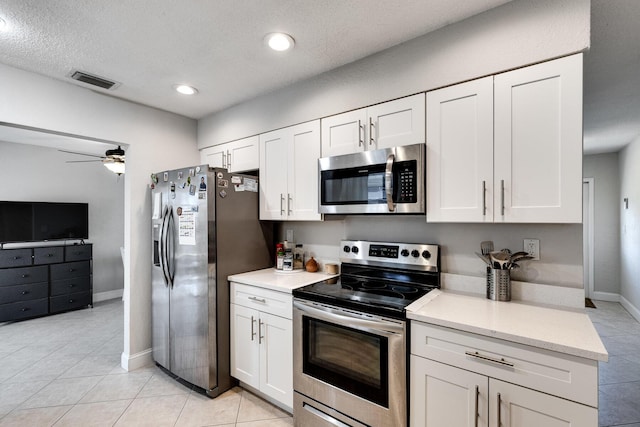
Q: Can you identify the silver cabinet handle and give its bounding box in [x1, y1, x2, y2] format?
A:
[385, 153, 395, 212]
[482, 180, 487, 216]
[369, 117, 375, 146]
[501, 179, 505, 216]
[251, 315, 256, 341]
[248, 296, 266, 304]
[465, 351, 514, 368]
[227, 150, 231, 167]
[358, 120, 363, 147]
[222, 151, 226, 168]
[258, 319, 264, 344]
[475, 385, 479, 427]
[287, 193, 293, 215]
[280, 193, 285, 216]
[497, 392, 502, 426]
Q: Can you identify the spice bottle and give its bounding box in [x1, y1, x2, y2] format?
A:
[276, 243, 285, 270]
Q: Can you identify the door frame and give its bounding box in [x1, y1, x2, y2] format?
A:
[583, 178, 595, 299]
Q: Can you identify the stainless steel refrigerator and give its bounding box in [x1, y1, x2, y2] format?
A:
[151, 166, 272, 397]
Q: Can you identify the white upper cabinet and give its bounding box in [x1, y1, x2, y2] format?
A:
[426, 54, 583, 223]
[426, 77, 494, 222]
[321, 94, 425, 157]
[259, 120, 322, 221]
[200, 135, 259, 173]
[494, 54, 583, 223]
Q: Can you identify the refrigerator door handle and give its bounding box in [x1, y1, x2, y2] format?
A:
[159, 206, 170, 287]
[166, 207, 176, 287]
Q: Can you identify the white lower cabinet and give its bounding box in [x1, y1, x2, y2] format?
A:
[410, 322, 598, 427]
[230, 282, 292, 409]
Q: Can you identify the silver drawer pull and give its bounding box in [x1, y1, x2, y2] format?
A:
[465, 351, 514, 368]
[248, 296, 266, 304]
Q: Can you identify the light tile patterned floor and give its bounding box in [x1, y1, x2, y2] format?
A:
[0, 299, 292, 426]
[587, 300, 640, 427]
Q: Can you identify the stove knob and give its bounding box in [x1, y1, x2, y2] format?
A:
[422, 250, 432, 260]
[411, 249, 420, 258]
[351, 246, 359, 254]
[401, 249, 410, 257]
[343, 245, 351, 253]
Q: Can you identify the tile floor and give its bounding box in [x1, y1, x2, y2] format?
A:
[587, 300, 640, 427]
[1, 298, 639, 426]
[0, 299, 292, 426]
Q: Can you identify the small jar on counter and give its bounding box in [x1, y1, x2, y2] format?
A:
[283, 249, 294, 271]
[293, 244, 304, 270]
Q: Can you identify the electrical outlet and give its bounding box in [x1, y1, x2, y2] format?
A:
[286, 229, 294, 242]
[523, 238, 540, 260]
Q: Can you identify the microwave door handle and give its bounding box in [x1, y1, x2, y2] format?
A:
[385, 153, 395, 212]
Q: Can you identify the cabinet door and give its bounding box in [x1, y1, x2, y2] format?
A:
[288, 120, 322, 221]
[259, 128, 289, 220]
[368, 93, 425, 151]
[410, 356, 488, 427]
[259, 312, 293, 408]
[494, 54, 582, 223]
[200, 144, 227, 169]
[489, 379, 597, 427]
[227, 135, 259, 173]
[321, 109, 367, 157]
[230, 304, 260, 389]
[426, 78, 494, 222]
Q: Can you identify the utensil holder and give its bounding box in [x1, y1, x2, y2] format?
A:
[487, 267, 511, 301]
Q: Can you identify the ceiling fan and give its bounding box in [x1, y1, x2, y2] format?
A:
[61, 145, 126, 175]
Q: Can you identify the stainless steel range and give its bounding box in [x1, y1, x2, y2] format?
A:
[292, 240, 440, 427]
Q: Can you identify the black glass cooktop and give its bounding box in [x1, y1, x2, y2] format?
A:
[293, 263, 440, 319]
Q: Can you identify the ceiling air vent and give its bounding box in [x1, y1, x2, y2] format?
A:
[69, 70, 118, 90]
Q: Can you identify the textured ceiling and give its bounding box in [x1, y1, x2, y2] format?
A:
[0, 0, 639, 154]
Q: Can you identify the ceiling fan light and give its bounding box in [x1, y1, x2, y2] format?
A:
[104, 160, 125, 175]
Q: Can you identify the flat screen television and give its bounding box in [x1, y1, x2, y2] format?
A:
[0, 201, 89, 243]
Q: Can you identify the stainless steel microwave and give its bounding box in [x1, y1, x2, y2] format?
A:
[318, 143, 425, 214]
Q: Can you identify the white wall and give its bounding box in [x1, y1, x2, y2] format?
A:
[583, 153, 621, 295]
[199, 0, 589, 147]
[0, 141, 125, 298]
[0, 62, 200, 371]
[200, 0, 590, 290]
[619, 137, 640, 318]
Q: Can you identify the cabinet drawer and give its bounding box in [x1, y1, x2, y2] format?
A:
[410, 322, 598, 407]
[50, 276, 91, 296]
[0, 298, 48, 322]
[0, 282, 48, 304]
[230, 282, 292, 319]
[64, 245, 92, 262]
[0, 248, 33, 268]
[0, 265, 48, 286]
[33, 246, 64, 265]
[50, 261, 91, 280]
[49, 291, 91, 313]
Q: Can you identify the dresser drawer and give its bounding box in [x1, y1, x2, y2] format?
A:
[64, 245, 92, 262]
[0, 282, 48, 304]
[33, 246, 64, 265]
[49, 291, 91, 313]
[410, 322, 598, 407]
[0, 298, 48, 322]
[50, 261, 91, 281]
[50, 276, 91, 296]
[230, 282, 292, 319]
[0, 265, 48, 286]
[0, 248, 33, 268]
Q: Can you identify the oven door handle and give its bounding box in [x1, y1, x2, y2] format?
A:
[385, 153, 395, 212]
[294, 299, 404, 336]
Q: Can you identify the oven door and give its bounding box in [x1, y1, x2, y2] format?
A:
[318, 143, 425, 214]
[293, 299, 406, 427]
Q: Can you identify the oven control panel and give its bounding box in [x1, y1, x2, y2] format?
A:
[340, 240, 439, 271]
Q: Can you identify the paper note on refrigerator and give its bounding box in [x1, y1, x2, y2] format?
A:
[178, 210, 196, 245]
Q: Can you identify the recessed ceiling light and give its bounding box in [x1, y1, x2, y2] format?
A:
[0, 18, 7, 31]
[265, 33, 295, 52]
[174, 85, 198, 95]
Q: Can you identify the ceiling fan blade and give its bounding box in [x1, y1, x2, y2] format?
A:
[59, 149, 105, 159]
[66, 160, 104, 163]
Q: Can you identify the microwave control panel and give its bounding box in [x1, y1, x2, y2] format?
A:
[396, 161, 417, 203]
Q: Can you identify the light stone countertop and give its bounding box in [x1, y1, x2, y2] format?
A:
[407, 289, 608, 362]
[228, 267, 338, 293]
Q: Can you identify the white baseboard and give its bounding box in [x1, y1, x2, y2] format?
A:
[121, 349, 153, 372]
[591, 291, 620, 302]
[94, 289, 124, 302]
[620, 296, 640, 323]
